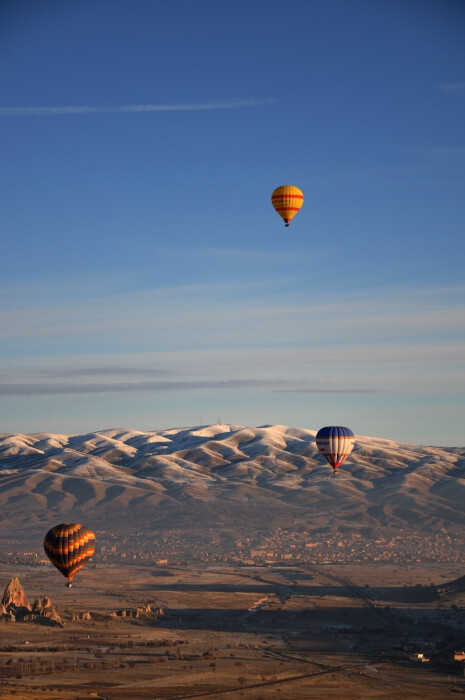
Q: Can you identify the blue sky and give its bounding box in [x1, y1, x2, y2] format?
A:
[1, 0, 464, 444]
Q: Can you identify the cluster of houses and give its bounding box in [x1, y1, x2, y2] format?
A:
[2, 529, 465, 568]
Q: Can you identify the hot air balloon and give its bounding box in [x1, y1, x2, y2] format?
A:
[316, 426, 355, 473]
[44, 523, 96, 587]
[271, 185, 304, 226]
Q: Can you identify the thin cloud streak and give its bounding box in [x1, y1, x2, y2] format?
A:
[0, 378, 368, 397]
[1, 342, 462, 394]
[0, 98, 275, 117]
[1, 289, 462, 345]
[1, 283, 463, 371]
[437, 82, 465, 93]
[274, 389, 386, 394]
[415, 146, 465, 160]
[41, 367, 171, 378]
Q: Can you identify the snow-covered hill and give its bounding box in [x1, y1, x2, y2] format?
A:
[0, 424, 464, 539]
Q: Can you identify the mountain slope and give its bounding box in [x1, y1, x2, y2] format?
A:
[0, 424, 464, 540]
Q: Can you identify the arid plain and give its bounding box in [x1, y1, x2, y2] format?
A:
[1, 560, 465, 699]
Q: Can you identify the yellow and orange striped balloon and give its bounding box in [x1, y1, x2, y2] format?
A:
[44, 523, 96, 587]
[271, 185, 304, 226]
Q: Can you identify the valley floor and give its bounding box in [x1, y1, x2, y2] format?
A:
[0, 562, 464, 699]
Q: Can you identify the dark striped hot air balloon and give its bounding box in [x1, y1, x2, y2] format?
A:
[271, 185, 304, 226]
[44, 523, 96, 587]
[316, 426, 355, 473]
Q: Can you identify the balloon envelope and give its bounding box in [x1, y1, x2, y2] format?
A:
[316, 426, 355, 472]
[271, 185, 304, 226]
[44, 523, 96, 586]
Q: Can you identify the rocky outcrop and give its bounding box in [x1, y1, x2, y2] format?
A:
[29, 595, 63, 626]
[106, 604, 163, 620]
[71, 610, 92, 621]
[0, 578, 63, 627]
[1, 576, 31, 611]
[0, 577, 161, 628]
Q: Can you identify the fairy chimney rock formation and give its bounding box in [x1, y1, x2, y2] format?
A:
[1, 577, 31, 611]
[30, 595, 63, 626]
[32, 595, 54, 616]
[0, 579, 63, 626]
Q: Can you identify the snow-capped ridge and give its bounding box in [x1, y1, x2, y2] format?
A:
[0, 424, 463, 537]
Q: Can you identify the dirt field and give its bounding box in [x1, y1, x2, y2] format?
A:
[0, 562, 464, 699]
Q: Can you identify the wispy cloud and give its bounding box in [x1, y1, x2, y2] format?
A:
[0, 98, 275, 117]
[40, 367, 171, 379]
[437, 82, 465, 93]
[415, 146, 465, 160]
[1, 281, 464, 359]
[274, 389, 385, 394]
[1, 282, 463, 400]
[0, 378, 368, 397]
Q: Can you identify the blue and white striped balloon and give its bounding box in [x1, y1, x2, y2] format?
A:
[316, 426, 355, 473]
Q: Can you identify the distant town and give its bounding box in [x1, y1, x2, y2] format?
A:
[2, 529, 464, 568]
